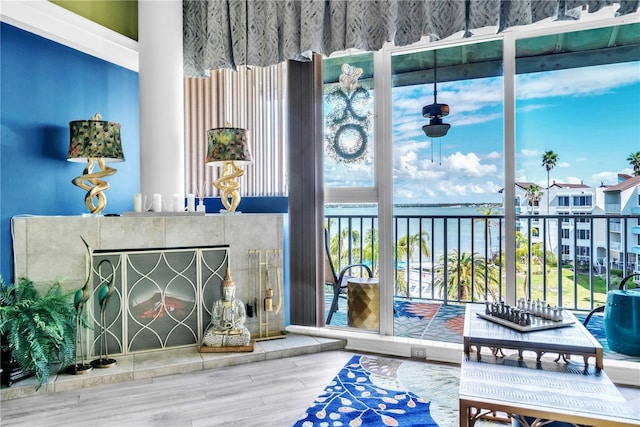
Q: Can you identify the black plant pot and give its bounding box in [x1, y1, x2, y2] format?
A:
[1, 337, 34, 387]
[0, 346, 10, 386]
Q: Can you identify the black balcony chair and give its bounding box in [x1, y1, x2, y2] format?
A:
[325, 230, 373, 325]
[583, 272, 640, 356]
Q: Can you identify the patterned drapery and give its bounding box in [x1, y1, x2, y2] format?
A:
[183, 0, 638, 76]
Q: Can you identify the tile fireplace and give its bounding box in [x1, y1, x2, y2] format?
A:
[11, 214, 285, 357]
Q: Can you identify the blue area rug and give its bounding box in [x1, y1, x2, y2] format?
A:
[293, 354, 454, 427]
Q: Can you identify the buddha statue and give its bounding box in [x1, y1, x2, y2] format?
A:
[202, 267, 251, 347]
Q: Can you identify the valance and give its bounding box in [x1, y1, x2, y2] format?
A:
[183, 0, 639, 76]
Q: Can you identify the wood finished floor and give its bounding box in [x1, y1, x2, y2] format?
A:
[2, 350, 638, 427]
[0, 350, 359, 427]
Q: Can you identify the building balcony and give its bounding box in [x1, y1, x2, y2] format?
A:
[606, 204, 622, 214]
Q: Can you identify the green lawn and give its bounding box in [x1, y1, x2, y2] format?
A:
[519, 266, 609, 310]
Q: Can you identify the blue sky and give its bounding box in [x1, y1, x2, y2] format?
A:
[392, 61, 640, 205]
[326, 61, 640, 205]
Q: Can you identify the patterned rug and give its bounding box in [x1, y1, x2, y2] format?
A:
[326, 296, 640, 363]
[292, 354, 460, 427]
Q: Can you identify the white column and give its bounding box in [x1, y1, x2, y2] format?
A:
[138, 1, 184, 204]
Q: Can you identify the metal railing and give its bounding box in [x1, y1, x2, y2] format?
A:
[325, 212, 640, 311]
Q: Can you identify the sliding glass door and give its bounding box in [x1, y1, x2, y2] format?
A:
[321, 15, 640, 338]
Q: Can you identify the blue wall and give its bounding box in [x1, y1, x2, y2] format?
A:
[0, 22, 140, 282]
[0, 23, 291, 325]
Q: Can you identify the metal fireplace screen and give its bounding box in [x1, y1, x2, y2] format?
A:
[88, 246, 228, 356]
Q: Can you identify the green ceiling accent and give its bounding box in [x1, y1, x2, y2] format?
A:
[324, 22, 640, 86]
[50, 0, 138, 41]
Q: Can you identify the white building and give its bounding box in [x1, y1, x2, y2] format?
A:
[509, 176, 640, 273]
[598, 174, 640, 274]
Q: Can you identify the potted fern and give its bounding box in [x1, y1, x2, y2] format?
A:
[0, 276, 76, 389]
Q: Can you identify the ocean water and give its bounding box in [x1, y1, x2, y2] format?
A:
[325, 204, 503, 261]
[326, 204, 500, 217]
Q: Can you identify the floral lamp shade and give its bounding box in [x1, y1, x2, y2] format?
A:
[206, 128, 253, 166]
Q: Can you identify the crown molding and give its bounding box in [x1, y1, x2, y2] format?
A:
[0, 0, 138, 72]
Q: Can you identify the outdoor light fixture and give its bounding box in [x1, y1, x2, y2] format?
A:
[421, 50, 450, 139]
[206, 127, 253, 213]
[68, 113, 125, 214]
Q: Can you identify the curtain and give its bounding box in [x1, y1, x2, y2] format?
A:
[183, 64, 287, 197]
[183, 0, 638, 76]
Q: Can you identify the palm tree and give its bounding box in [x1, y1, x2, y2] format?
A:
[329, 228, 362, 268]
[541, 151, 559, 253]
[434, 250, 499, 301]
[514, 231, 544, 298]
[395, 231, 430, 296]
[475, 206, 500, 259]
[627, 151, 640, 176]
[396, 231, 430, 264]
[541, 150, 559, 214]
[524, 183, 543, 214]
[362, 228, 379, 275]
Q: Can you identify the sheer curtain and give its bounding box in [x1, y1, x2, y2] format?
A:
[183, 64, 287, 198]
[183, 0, 638, 75]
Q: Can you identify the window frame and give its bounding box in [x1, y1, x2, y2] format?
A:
[321, 7, 639, 335]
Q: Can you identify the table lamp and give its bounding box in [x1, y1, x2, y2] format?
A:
[206, 127, 253, 213]
[68, 113, 125, 214]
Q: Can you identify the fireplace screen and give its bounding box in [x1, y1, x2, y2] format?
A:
[89, 246, 228, 355]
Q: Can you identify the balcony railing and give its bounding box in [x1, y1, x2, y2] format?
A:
[325, 212, 640, 312]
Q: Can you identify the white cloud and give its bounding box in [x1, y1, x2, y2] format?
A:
[454, 112, 502, 126]
[447, 151, 497, 177]
[395, 118, 425, 135]
[444, 183, 469, 196]
[515, 169, 528, 182]
[399, 150, 419, 175]
[564, 176, 585, 184]
[517, 103, 547, 113]
[436, 180, 501, 197]
[393, 77, 504, 128]
[520, 148, 540, 157]
[516, 63, 640, 100]
[486, 151, 501, 159]
[592, 168, 635, 186]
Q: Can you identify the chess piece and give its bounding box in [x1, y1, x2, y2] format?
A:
[202, 267, 251, 348]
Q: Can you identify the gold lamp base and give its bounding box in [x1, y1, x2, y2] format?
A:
[72, 158, 116, 215]
[214, 161, 244, 213]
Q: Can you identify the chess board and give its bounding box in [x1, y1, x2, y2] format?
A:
[476, 311, 575, 332]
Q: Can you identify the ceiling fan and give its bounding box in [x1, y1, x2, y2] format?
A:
[421, 50, 450, 139]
